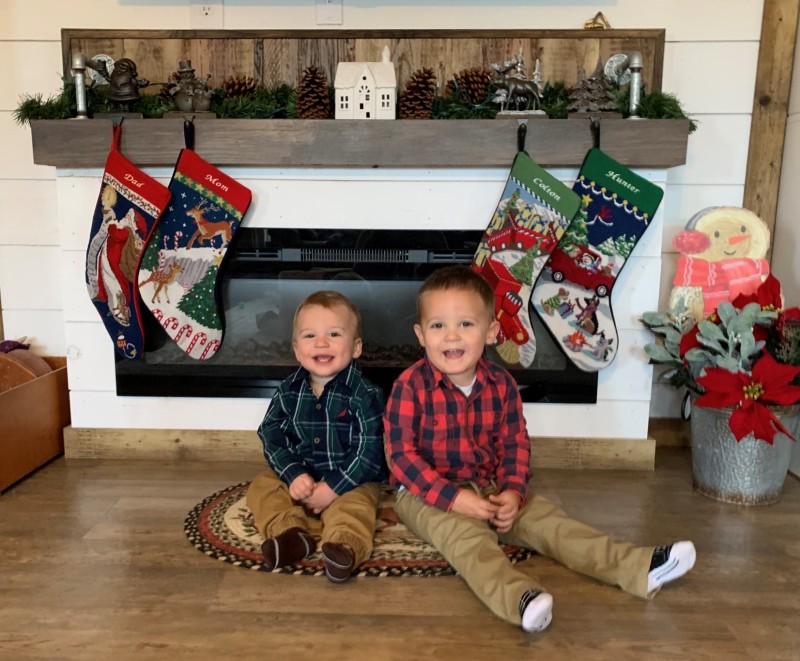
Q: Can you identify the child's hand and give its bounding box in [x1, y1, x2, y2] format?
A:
[451, 489, 500, 521]
[289, 474, 315, 501]
[303, 481, 338, 514]
[488, 491, 521, 533]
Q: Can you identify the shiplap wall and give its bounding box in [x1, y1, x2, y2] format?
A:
[0, 0, 765, 430]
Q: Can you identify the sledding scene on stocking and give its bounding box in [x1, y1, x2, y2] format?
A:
[531, 148, 664, 372]
[532, 194, 638, 371]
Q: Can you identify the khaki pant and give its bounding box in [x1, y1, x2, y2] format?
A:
[246, 466, 380, 567]
[394, 487, 654, 626]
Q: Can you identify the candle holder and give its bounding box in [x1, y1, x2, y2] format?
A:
[71, 52, 89, 120]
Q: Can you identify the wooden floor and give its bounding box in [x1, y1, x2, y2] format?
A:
[1, 448, 798, 661]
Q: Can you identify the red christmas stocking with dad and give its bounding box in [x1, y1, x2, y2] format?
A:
[138, 121, 252, 360]
[85, 122, 171, 360]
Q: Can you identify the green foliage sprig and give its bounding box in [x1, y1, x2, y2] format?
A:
[614, 88, 698, 133]
[539, 81, 571, 119]
[211, 84, 296, 119]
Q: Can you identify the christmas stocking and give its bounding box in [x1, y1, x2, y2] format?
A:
[472, 150, 581, 367]
[85, 122, 171, 360]
[531, 147, 664, 372]
[138, 134, 252, 360]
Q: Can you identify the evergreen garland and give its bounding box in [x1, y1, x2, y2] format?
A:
[211, 84, 296, 119]
[614, 88, 698, 132]
[539, 81, 571, 119]
[14, 74, 695, 130]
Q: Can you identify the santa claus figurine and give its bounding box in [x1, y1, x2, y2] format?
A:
[669, 206, 770, 324]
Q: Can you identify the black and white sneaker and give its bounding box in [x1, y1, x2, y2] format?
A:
[520, 589, 554, 632]
[647, 541, 696, 593]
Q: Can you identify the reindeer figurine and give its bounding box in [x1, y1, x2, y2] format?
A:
[185, 199, 232, 249]
[490, 50, 542, 112]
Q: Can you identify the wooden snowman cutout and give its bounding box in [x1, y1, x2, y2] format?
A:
[670, 206, 770, 324]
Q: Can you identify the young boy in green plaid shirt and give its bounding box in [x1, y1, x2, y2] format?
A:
[246, 291, 385, 583]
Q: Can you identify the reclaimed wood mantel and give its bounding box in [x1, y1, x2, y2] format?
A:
[30, 117, 689, 169]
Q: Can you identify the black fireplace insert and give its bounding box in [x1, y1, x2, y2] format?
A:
[116, 228, 597, 403]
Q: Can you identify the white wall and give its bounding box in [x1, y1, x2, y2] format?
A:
[0, 0, 765, 428]
[771, 11, 800, 476]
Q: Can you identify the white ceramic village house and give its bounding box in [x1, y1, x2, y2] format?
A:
[334, 45, 396, 119]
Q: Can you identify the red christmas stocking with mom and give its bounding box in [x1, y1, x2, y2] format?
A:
[138, 123, 252, 360]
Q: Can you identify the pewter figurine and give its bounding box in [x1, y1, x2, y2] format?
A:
[490, 50, 543, 114]
[87, 57, 150, 106]
[167, 60, 213, 113]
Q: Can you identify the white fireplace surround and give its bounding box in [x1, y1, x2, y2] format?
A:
[57, 164, 665, 440]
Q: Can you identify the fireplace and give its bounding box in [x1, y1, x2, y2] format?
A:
[116, 228, 597, 403]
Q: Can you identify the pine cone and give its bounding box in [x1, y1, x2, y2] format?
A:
[398, 68, 437, 119]
[448, 66, 492, 104]
[297, 66, 331, 119]
[221, 75, 257, 97]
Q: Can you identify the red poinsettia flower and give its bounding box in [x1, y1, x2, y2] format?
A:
[695, 353, 800, 444]
[731, 272, 783, 311]
[679, 322, 701, 358]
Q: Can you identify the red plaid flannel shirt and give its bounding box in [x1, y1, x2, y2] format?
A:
[384, 356, 531, 512]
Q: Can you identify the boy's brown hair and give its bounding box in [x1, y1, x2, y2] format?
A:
[416, 265, 495, 321]
[293, 290, 363, 339]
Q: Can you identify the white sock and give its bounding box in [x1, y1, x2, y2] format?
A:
[647, 540, 696, 593]
[520, 590, 554, 633]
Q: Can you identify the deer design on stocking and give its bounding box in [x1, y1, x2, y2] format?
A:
[139, 263, 185, 304]
[186, 199, 232, 249]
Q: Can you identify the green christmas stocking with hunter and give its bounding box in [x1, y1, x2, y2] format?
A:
[530, 148, 664, 372]
[138, 138, 252, 360]
[472, 145, 581, 368]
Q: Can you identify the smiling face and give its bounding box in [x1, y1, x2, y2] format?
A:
[693, 208, 770, 261]
[293, 302, 362, 394]
[414, 287, 500, 387]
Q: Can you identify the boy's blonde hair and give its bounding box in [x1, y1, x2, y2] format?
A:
[417, 265, 495, 321]
[293, 290, 363, 339]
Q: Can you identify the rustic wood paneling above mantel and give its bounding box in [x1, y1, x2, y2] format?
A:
[30, 117, 689, 169]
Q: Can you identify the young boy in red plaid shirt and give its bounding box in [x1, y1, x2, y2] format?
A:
[384, 265, 695, 632]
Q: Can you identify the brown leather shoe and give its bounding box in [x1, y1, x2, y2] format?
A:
[321, 542, 356, 583]
[261, 527, 316, 570]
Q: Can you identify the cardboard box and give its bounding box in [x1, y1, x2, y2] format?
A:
[0, 356, 70, 492]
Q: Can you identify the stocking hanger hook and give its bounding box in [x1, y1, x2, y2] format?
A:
[183, 116, 196, 150]
[590, 117, 601, 149]
[517, 121, 528, 154]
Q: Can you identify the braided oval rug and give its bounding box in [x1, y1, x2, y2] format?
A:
[184, 482, 534, 577]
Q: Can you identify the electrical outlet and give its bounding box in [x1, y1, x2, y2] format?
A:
[316, 0, 343, 25]
[190, 1, 223, 29]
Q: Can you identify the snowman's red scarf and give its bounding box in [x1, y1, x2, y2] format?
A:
[673, 256, 769, 315]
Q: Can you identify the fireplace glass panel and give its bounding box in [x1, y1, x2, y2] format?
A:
[117, 229, 597, 402]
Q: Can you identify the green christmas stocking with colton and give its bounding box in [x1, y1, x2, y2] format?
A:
[85, 122, 171, 360]
[138, 125, 252, 360]
[472, 133, 581, 368]
[531, 148, 664, 372]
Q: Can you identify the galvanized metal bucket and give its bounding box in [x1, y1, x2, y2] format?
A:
[690, 402, 797, 506]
